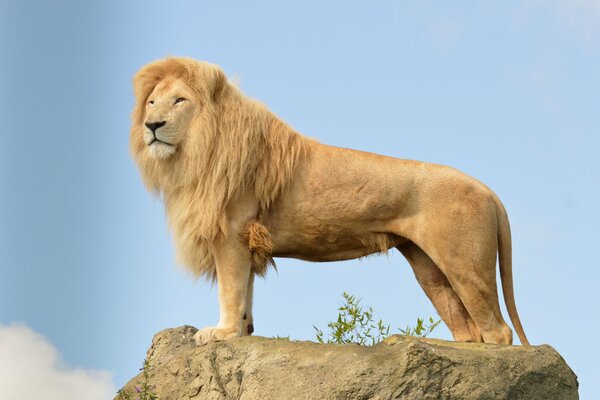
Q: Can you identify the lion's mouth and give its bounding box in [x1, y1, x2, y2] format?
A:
[149, 137, 174, 146]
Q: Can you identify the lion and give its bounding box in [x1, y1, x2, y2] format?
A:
[130, 57, 529, 346]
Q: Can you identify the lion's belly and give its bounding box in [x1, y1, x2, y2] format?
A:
[269, 221, 407, 262]
[273, 234, 406, 261]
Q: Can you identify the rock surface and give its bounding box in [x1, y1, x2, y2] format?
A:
[116, 326, 578, 400]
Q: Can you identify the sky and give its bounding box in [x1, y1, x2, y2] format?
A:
[0, 0, 598, 398]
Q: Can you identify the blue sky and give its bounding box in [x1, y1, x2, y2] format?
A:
[1, 0, 598, 398]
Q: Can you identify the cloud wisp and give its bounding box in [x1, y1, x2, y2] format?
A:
[517, 0, 600, 48]
[0, 323, 116, 400]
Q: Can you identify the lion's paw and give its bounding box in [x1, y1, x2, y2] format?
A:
[193, 326, 240, 346]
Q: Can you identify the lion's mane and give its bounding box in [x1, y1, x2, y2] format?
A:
[130, 57, 309, 279]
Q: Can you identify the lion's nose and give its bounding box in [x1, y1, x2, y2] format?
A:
[145, 121, 166, 133]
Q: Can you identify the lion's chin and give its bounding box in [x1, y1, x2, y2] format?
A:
[148, 142, 177, 159]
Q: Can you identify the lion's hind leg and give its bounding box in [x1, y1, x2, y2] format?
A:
[421, 235, 513, 345]
[397, 242, 482, 342]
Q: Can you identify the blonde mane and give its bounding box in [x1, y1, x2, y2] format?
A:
[130, 57, 309, 279]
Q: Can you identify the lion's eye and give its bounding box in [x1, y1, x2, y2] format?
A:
[148, 100, 155, 105]
[174, 97, 186, 104]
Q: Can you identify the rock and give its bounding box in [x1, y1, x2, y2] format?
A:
[116, 326, 578, 400]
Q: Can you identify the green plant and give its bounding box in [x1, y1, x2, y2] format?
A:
[314, 292, 391, 346]
[399, 316, 441, 338]
[314, 292, 441, 346]
[116, 358, 158, 400]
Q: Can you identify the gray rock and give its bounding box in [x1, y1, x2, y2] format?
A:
[116, 326, 578, 400]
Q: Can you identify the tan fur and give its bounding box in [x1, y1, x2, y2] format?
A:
[131, 57, 529, 346]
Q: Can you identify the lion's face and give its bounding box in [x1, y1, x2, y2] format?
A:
[143, 77, 197, 159]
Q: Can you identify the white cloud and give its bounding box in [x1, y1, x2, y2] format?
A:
[0, 323, 116, 400]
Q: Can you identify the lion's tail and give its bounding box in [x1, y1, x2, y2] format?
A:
[496, 196, 530, 346]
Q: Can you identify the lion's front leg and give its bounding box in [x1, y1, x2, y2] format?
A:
[242, 272, 255, 336]
[194, 237, 253, 346]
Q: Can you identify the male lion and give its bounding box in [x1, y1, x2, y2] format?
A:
[130, 57, 529, 346]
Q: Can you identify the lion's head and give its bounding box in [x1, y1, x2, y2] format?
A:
[130, 57, 309, 278]
[130, 58, 226, 176]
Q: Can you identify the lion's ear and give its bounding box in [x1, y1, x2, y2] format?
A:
[211, 68, 227, 103]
